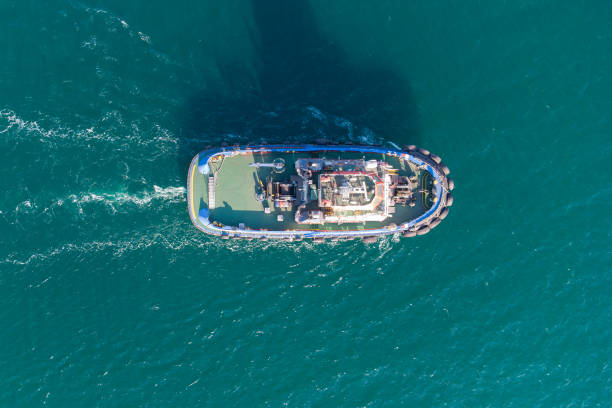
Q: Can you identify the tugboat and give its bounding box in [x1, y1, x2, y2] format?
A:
[187, 144, 453, 243]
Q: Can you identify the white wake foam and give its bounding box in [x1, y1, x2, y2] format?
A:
[6, 186, 186, 222]
[0, 109, 45, 136]
[68, 185, 186, 210]
[0, 109, 177, 147]
[302, 106, 384, 145]
[306, 106, 328, 123]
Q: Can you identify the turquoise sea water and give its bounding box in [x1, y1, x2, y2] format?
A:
[1, 1, 611, 406]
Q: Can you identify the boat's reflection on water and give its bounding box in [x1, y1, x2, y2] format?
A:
[178, 0, 419, 173]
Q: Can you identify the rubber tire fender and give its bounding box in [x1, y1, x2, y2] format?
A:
[416, 226, 431, 235]
[446, 193, 454, 207]
[362, 236, 378, 244]
[429, 218, 442, 229]
[439, 207, 449, 220]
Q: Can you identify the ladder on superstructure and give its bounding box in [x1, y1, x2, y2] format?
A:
[208, 175, 215, 209]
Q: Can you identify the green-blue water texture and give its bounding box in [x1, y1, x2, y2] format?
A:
[1, 1, 611, 406]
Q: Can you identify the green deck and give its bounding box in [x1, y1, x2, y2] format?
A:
[191, 150, 432, 232]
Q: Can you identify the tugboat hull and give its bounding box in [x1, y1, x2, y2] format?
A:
[187, 145, 452, 241]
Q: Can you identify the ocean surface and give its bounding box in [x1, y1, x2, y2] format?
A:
[1, 1, 611, 406]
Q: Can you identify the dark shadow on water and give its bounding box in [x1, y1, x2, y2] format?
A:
[178, 0, 419, 170]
